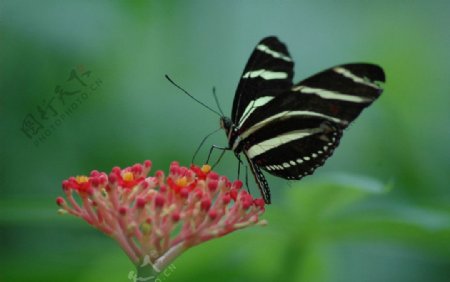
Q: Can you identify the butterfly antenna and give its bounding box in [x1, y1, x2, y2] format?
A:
[165, 75, 221, 116]
[212, 87, 225, 117]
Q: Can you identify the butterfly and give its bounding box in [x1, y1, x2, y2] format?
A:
[219, 36, 385, 204]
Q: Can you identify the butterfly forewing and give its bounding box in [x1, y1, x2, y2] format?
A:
[232, 37, 294, 127]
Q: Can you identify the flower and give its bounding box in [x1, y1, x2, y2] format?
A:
[57, 160, 266, 275]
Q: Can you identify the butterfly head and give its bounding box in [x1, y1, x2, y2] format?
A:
[220, 116, 233, 135]
[220, 116, 239, 149]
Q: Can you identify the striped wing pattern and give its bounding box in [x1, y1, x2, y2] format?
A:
[226, 37, 385, 204]
[231, 37, 294, 128]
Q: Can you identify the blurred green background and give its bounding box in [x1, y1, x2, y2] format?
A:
[1, 1, 449, 281]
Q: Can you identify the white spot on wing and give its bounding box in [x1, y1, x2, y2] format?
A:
[238, 96, 274, 128]
[256, 44, 292, 62]
[292, 86, 372, 103]
[243, 69, 288, 80]
[246, 128, 323, 158]
[240, 110, 346, 140]
[334, 67, 381, 89]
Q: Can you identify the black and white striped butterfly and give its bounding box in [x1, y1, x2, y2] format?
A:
[219, 36, 385, 204]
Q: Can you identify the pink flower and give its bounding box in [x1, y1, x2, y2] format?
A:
[57, 160, 266, 274]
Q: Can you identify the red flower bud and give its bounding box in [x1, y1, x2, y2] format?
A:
[180, 187, 189, 199]
[222, 194, 231, 205]
[62, 180, 70, 191]
[154, 194, 165, 208]
[90, 177, 100, 187]
[119, 206, 127, 215]
[208, 180, 218, 192]
[171, 212, 180, 222]
[112, 166, 121, 174]
[159, 184, 167, 193]
[230, 189, 238, 201]
[56, 197, 65, 206]
[232, 180, 243, 190]
[201, 198, 211, 211]
[136, 197, 146, 208]
[208, 210, 218, 220]
[208, 171, 219, 181]
[132, 164, 143, 175]
[254, 198, 265, 208]
[108, 173, 117, 184]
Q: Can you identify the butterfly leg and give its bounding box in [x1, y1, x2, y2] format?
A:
[235, 153, 243, 179]
[245, 165, 250, 192]
[235, 153, 251, 193]
[241, 163, 251, 194]
[206, 145, 229, 168]
[191, 128, 222, 164]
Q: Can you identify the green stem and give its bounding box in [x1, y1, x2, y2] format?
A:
[134, 243, 185, 282]
[154, 242, 186, 271]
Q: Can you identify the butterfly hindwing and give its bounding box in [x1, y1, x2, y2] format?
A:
[247, 120, 343, 180]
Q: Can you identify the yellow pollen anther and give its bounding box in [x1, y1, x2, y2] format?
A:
[76, 175, 89, 184]
[201, 164, 211, 174]
[122, 171, 134, 182]
[176, 177, 188, 187]
[141, 223, 152, 234]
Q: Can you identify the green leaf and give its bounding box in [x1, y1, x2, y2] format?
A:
[281, 173, 389, 228]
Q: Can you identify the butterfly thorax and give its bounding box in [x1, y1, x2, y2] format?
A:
[220, 116, 242, 153]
